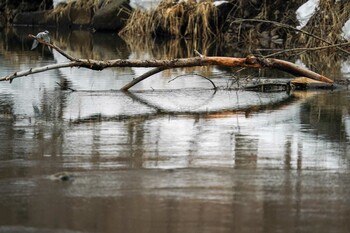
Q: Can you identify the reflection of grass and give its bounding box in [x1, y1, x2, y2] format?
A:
[298, 51, 343, 82]
[121, 35, 220, 59]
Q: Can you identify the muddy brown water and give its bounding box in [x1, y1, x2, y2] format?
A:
[0, 28, 350, 233]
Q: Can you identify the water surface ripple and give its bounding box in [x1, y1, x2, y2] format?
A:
[0, 29, 349, 233]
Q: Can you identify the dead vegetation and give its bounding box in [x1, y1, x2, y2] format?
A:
[119, 0, 350, 54]
[298, 0, 350, 48]
[51, 0, 100, 14]
[119, 0, 219, 40]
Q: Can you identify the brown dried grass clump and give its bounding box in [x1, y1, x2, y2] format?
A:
[298, 0, 350, 48]
[50, 0, 100, 18]
[119, 0, 219, 40]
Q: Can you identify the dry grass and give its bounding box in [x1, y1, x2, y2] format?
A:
[298, 0, 350, 48]
[119, 0, 219, 40]
[51, 0, 111, 15]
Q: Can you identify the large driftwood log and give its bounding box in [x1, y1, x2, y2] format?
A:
[0, 35, 333, 91]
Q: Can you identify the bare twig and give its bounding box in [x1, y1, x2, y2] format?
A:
[263, 41, 350, 58]
[120, 67, 166, 91]
[231, 19, 350, 56]
[2, 62, 77, 83]
[194, 49, 204, 58]
[28, 34, 78, 61]
[168, 73, 217, 90]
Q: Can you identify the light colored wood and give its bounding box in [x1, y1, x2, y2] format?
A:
[0, 35, 334, 90]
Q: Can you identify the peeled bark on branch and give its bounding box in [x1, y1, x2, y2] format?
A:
[0, 35, 333, 90]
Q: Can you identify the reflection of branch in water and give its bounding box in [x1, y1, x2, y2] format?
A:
[123, 91, 165, 113]
[55, 81, 77, 92]
[72, 91, 300, 124]
[124, 89, 217, 113]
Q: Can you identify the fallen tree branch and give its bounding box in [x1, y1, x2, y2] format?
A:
[0, 35, 333, 90]
[3, 62, 76, 83]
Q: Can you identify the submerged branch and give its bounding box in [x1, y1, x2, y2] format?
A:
[168, 73, 217, 90]
[0, 36, 334, 90]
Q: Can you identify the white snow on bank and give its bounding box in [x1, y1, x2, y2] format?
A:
[213, 1, 228, 7]
[296, 0, 350, 41]
[341, 59, 350, 79]
[130, 0, 161, 11]
[342, 19, 350, 41]
[296, 0, 319, 30]
[53, 0, 66, 7]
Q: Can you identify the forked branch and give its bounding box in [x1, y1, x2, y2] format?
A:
[0, 35, 334, 90]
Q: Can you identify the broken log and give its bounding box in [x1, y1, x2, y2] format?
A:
[0, 35, 334, 90]
[291, 77, 334, 90]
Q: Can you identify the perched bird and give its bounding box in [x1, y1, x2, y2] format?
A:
[31, 30, 51, 52]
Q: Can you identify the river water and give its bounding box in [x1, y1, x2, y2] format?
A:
[0, 28, 350, 233]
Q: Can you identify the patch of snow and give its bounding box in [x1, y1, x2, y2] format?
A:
[340, 59, 350, 79]
[295, 59, 307, 68]
[53, 0, 66, 7]
[213, 1, 228, 7]
[296, 0, 319, 30]
[130, 0, 162, 11]
[342, 19, 350, 41]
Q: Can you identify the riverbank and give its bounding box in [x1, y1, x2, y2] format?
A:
[1, 0, 350, 50]
[0, 0, 131, 31]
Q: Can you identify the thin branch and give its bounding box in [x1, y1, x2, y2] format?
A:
[1, 62, 77, 82]
[194, 49, 204, 58]
[231, 19, 350, 56]
[168, 73, 217, 90]
[120, 67, 167, 91]
[264, 41, 350, 58]
[28, 34, 79, 61]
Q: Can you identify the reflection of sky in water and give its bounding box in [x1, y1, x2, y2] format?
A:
[1, 29, 350, 233]
[0, 31, 350, 172]
[56, 102, 348, 170]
